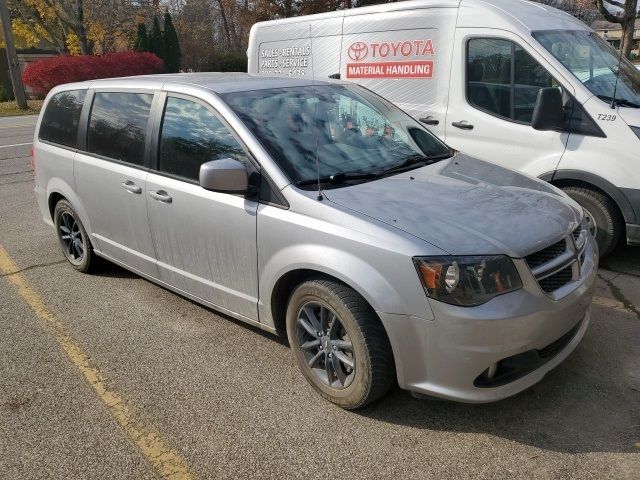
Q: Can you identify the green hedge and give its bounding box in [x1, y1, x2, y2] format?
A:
[207, 53, 247, 72]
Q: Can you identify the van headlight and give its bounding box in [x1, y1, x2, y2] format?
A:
[413, 255, 522, 306]
[631, 126, 640, 141]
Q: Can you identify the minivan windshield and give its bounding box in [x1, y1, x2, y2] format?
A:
[222, 85, 451, 187]
[533, 30, 640, 108]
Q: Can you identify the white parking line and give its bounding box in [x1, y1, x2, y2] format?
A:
[0, 142, 32, 148]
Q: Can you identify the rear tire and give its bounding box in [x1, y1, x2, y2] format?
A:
[53, 199, 98, 273]
[562, 187, 622, 258]
[286, 278, 395, 409]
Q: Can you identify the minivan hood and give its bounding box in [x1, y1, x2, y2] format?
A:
[323, 154, 581, 257]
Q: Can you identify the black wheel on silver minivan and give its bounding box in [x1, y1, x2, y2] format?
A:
[286, 278, 395, 409]
[562, 187, 622, 258]
[53, 199, 98, 273]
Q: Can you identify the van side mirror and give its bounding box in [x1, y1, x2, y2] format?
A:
[531, 87, 564, 131]
[199, 158, 248, 193]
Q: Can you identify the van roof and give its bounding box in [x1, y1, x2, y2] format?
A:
[252, 0, 588, 33]
[62, 73, 336, 94]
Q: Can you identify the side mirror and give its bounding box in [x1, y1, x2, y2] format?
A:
[531, 87, 564, 131]
[199, 158, 248, 193]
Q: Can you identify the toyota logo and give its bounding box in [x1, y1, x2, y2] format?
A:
[348, 42, 368, 61]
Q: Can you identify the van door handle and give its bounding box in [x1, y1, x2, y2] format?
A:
[121, 181, 142, 194]
[419, 116, 439, 126]
[452, 121, 474, 130]
[149, 190, 172, 203]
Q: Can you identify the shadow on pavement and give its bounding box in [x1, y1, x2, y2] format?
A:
[600, 243, 640, 276]
[93, 261, 138, 279]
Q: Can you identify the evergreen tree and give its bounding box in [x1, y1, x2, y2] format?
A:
[149, 16, 165, 62]
[133, 23, 150, 52]
[163, 11, 181, 73]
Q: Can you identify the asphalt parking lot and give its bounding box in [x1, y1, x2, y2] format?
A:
[0, 115, 638, 479]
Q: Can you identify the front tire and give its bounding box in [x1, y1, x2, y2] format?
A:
[53, 199, 98, 273]
[286, 279, 395, 409]
[562, 187, 622, 258]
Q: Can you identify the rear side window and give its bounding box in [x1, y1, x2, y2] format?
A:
[158, 96, 246, 181]
[39, 90, 86, 147]
[467, 38, 555, 123]
[87, 92, 153, 166]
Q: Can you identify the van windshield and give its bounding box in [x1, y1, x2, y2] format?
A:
[533, 30, 640, 108]
[221, 85, 451, 188]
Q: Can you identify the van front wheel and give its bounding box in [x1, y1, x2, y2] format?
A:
[286, 279, 395, 409]
[562, 187, 622, 257]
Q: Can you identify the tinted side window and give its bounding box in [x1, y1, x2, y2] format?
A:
[467, 39, 554, 123]
[39, 90, 86, 147]
[87, 92, 153, 166]
[514, 45, 554, 122]
[467, 38, 512, 119]
[158, 97, 246, 181]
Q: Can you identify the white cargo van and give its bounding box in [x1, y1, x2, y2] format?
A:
[247, 0, 640, 256]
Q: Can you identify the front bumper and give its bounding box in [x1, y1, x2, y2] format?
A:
[378, 235, 597, 403]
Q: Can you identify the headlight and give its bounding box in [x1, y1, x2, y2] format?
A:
[413, 255, 522, 306]
[631, 126, 640, 140]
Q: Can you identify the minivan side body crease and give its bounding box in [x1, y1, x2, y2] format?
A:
[34, 73, 597, 408]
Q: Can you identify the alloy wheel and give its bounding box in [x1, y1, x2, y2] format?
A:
[296, 301, 355, 389]
[58, 211, 85, 265]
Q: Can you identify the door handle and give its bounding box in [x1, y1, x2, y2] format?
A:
[452, 121, 474, 130]
[419, 116, 439, 126]
[149, 190, 173, 203]
[121, 180, 142, 194]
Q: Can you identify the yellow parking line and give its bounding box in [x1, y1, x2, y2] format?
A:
[0, 245, 196, 480]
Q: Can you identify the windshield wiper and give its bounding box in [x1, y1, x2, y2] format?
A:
[296, 152, 453, 187]
[596, 95, 640, 108]
[296, 171, 378, 187]
[376, 152, 453, 177]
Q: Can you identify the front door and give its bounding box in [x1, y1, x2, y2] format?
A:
[445, 29, 572, 178]
[145, 94, 259, 321]
[74, 90, 158, 277]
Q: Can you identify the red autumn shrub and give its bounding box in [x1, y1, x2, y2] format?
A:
[22, 51, 165, 95]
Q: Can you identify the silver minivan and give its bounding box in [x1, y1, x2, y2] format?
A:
[34, 73, 597, 408]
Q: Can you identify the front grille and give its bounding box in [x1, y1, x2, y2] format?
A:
[525, 231, 582, 296]
[525, 238, 567, 270]
[538, 265, 573, 293]
[572, 225, 583, 243]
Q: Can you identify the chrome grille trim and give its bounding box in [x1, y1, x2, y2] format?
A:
[525, 224, 587, 296]
[529, 246, 573, 278]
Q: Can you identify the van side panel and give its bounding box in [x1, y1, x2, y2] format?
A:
[340, 8, 457, 138]
[249, 15, 343, 80]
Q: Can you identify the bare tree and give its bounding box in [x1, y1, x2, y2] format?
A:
[533, 0, 602, 24]
[595, 0, 639, 58]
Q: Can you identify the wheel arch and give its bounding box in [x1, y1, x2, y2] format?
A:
[541, 170, 633, 224]
[46, 178, 96, 243]
[268, 267, 379, 336]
